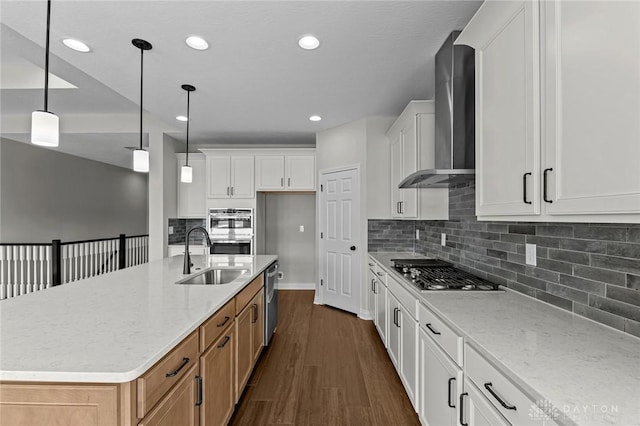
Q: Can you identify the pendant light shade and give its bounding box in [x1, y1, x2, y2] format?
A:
[31, 0, 59, 147]
[132, 38, 152, 173]
[31, 111, 59, 147]
[180, 84, 196, 184]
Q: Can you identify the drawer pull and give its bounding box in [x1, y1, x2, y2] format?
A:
[376, 272, 383, 277]
[195, 375, 203, 406]
[543, 168, 553, 203]
[252, 304, 258, 323]
[368, 263, 374, 267]
[459, 392, 468, 426]
[165, 357, 190, 378]
[484, 382, 517, 411]
[426, 323, 441, 335]
[217, 316, 231, 327]
[447, 377, 456, 408]
[218, 335, 231, 348]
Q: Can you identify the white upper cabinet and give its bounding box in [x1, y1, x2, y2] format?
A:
[458, 0, 640, 222]
[543, 0, 640, 217]
[255, 154, 316, 191]
[206, 155, 254, 199]
[387, 101, 448, 220]
[176, 154, 206, 218]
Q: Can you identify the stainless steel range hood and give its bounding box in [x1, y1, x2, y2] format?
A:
[400, 31, 475, 188]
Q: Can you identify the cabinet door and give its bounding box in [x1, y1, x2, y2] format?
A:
[544, 0, 640, 215]
[138, 363, 198, 426]
[201, 327, 235, 426]
[230, 156, 255, 198]
[375, 283, 387, 347]
[390, 137, 403, 218]
[255, 156, 285, 190]
[461, 378, 510, 426]
[235, 303, 253, 401]
[400, 123, 418, 218]
[207, 156, 231, 198]
[178, 156, 206, 217]
[419, 329, 463, 426]
[367, 268, 376, 319]
[387, 294, 401, 369]
[398, 307, 418, 408]
[286, 155, 315, 190]
[251, 288, 264, 363]
[463, 0, 541, 217]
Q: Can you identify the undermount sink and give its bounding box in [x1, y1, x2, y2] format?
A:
[176, 268, 249, 285]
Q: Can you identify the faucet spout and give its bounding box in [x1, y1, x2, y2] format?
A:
[183, 226, 212, 275]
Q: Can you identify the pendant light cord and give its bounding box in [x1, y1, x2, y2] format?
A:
[139, 48, 144, 151]
[44, 0, 51, 112]
[186, 90, 190, 166]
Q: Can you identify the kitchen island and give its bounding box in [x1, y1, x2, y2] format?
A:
[0, 254, 277, 425]
[370, 252, 640, 426]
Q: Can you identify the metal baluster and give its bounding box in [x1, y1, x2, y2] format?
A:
[45, 246, 51, 288]
[12, 246, 19, 297]
[0, 246, 6, 299]
[61, 245, 68, 284]
[26, 246, 33, 294]
[38, 246, 44, 291]
[18, 246, 26, 296]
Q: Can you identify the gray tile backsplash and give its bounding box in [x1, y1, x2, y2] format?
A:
[368, 180, 640, 338]
[168, 218, 206, 245]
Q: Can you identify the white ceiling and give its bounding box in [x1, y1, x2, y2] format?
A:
[0, 0, 482, 167]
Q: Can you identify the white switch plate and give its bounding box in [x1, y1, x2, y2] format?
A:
[416, 229, 420, 240]
[299, 225, 305, 232]
[168, 226, 174, 235]
[526, 243, 537, 266]
[441, 233, 446, 246]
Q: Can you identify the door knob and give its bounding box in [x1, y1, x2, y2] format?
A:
[350, 246, 356, 251]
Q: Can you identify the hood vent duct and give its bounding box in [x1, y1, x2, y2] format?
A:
[400, 31, 475, 188]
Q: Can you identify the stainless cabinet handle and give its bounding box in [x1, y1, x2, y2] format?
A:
[460, 393, 468, 426]
[368, 263, 374, 267]
[426, 323, 441, 335]
[396, 201, 401, 214]
[371, 278, 375, 292]
[195, 376, 203, 406]
[217, 316, 230, 327]
[231, 186, 234, 196]
[373, 280, 377, 294]
[165, 357, 190, 378]
[252, 303, 258, 323]
[227, 187, 230, 196]
[393, 307, 398, 326]
[484, 382, 517, 410]
[376, 272, 383, 277]
[543, 168, 553, 203]
[523, 172, 532, 204]
[448, 378, 456, 408]
[396, 308, 401, 328]
[217, 335, 231, 348]
[281, 177, 284, 186]
[288, 177, 291, 187]
[400, 201, 403, 214]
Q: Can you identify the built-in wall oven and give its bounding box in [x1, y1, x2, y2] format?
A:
[208, 208, 254, 255]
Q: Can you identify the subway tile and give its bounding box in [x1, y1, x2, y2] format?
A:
[574, 226, 627, 242]
[625, 319, 640, 338]
[606, 242, 640, 259]
[516, 273, 548, 291]
[559, 274, 606, 295]
[525, 266, 560, 283]
[546, 282, 589, 305]
[628, 228, 640, 243]
[536, 258, 573, 275]
[589, 294, 640, 322]
[500, 260, 527, 274]
[507, 281, 537, 297]
[573, 265, 626, 287]
[508, 224, 536, 235]
[591, 254, 640, 275]
[501, 233, 526, 244]
[606, 285, 640, 308]
[486, 249, 508, 260]
[559, 238, 607, 254]
[547, 249, 590, 265]
[536, 225, 574, 238]
[526, 235, 561, 248]
[628, 274, 640, 290]
[536, 291, 573, 311]
[573, 303, 626, 331]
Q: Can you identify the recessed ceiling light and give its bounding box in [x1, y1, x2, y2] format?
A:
[185, 36, 208, 50]
[62, 38, 90, 52]
[176, 115, 188, 122]
[298, 35, 320, 50]
[309, 115, 322, 122]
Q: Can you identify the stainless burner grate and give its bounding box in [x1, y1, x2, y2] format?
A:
[392, 260, 500, 291]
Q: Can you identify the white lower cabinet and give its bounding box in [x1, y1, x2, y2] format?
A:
[419, 328, 463, 426]
[460, 377, 510, 426]
[398, 304, 418, 409]
[367, 267, 377, 319]
[375, 279, 388, 348]
[387, 293, 401, 370]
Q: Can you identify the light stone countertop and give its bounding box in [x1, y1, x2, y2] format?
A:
[370, 252, 640, 426]
[0, 254, 277, 383]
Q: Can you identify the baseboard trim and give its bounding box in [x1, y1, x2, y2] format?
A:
[276, 282, 316, 290]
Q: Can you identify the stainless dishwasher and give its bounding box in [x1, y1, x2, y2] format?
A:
[264, 262, 278, 345]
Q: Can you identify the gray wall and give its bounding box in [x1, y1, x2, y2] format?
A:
[264, 193, 316, 287]
[0, 138, 148, 243]
[368, 180, 640, 338]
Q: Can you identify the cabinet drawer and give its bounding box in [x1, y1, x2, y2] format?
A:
[235, 274, 264, 315]
[200, 299, 235, 352]
[387, 275, 417, 319]
[137, 331, 199, 419]
[418, 303, 463, 366]
[465, 343, 541, 426]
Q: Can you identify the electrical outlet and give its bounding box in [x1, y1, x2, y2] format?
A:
[299, 225, 305, 232]
[416, 229, 420, 240]
[168, 226, 174, 235]
[441, 233, 446, 246]
[277, 272, 284, 280]
[526, 243, 537, 266]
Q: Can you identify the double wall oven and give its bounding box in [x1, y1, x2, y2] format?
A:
[208, 208, 254, 255]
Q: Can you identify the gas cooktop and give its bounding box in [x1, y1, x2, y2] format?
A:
[391, 259, 501, 291]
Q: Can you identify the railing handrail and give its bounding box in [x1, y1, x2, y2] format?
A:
[0, 234, 149, 247]
[125, 234, 149, 239]
[0, 242, 52, 246]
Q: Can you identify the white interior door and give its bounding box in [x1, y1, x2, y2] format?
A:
[319, 167, 361, 314]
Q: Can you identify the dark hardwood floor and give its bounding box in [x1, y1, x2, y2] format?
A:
[230, 290, 420, 425]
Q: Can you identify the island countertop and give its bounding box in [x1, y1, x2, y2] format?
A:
[0, 254, 277, 383]
[370, 252, 640, 426]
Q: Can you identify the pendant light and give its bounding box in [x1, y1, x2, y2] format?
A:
[31, 0, 59, 147]
[180, 84, 196, 183]
[131, 38, 152, 172]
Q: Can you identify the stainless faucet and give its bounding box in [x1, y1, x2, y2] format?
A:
[183, 226, 212, 274]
